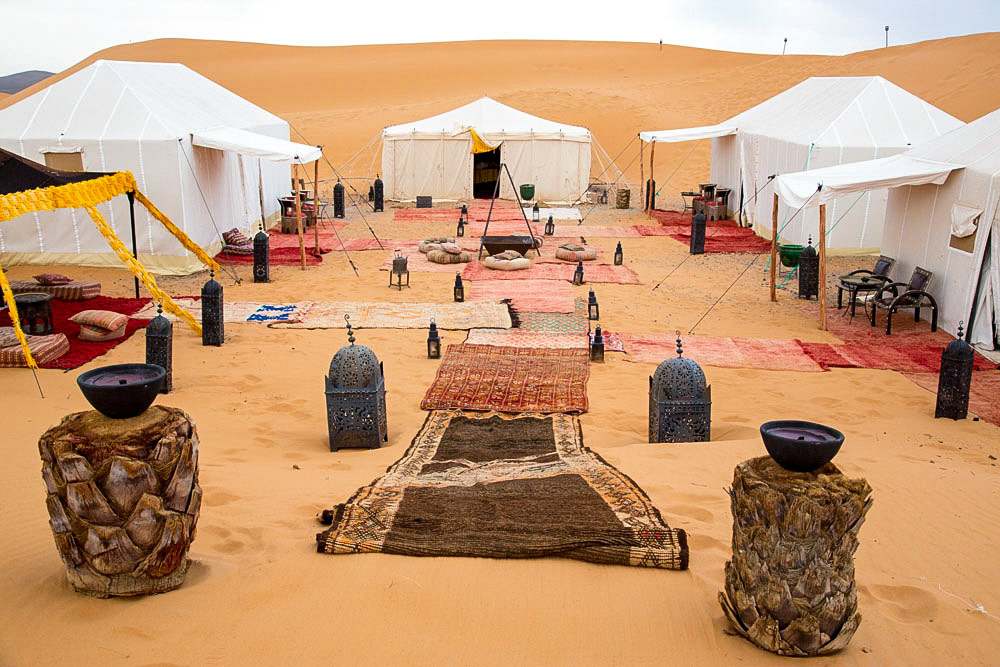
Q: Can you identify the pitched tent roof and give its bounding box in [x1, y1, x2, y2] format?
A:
[0, 147, 108, 195]
[640, 76, 962, 147]
[383, 96, 590, 138]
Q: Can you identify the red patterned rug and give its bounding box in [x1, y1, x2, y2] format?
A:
[464, 279, 576, 313]
[903, 370, 1000, 427]
[2, 295, 151, 370]
[215, 247, 322, 266]
[645, 209, 771, 253]
[461, 261, 640, 284]
[420, 344, 590, 413]
[620, 333, 823, 372]
[799, 341, 995, 373]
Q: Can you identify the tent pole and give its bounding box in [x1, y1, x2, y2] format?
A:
[313, 157, 320, 253]
[639, 139, 645, 212]
[770, 193, 778, 302]
[819, 203, 827, 330]
[127, 191, 140, 298]
[295, 164, 306, 270]
[649, 140, 656, 212]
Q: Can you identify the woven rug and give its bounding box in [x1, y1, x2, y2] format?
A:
[646, 209, 771, 252]
[271, 301, 511, 330]
[461, 261, 640, 285]
[316, 411, 688, 569]
[215, 247, 322, 266]
[511, 298, 589, 334]
[420, 344, 590, 413]
[904, 370, 1000, 427]
[465, 328, 588, 349]
[267, 225, 349, 252]
[132, 299, 311, 324]
[799, 341, 995, 373]
[591, 330, 625, 352]
[523, 207, 582, 219]
[621, 333, 823, 372]
[464, 279, 576, 313]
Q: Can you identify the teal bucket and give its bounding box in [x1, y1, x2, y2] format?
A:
[519, 184, 535, 201]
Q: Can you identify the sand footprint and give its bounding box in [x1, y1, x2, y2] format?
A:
[862, 583, 940, 623]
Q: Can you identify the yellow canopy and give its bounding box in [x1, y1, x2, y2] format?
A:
[467, 128, 500, 154]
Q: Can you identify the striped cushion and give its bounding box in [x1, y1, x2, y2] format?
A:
[9, 280, 101, 300]
[33, 273, 73, 285]
[79, 321, 127, 342]
[0, 333, 70, 367]
[69, 309, 128, 333]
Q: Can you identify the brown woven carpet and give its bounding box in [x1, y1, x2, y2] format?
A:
[420, 344, 590, 413]
[316, 411, 688, 569]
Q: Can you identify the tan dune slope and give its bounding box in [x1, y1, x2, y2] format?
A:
[4, 35, 999, 192]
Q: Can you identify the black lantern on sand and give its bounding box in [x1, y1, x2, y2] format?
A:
[325, 315, 388, 451]
[457, 217, 465, 237]
[461, 204, 468, 221]
[649, 332, 711, 443]
[145, 304, 172, 393]
[935, 322, 974, 420]
[532, 202, 540, 224]
[427, 319, 441, 359]
[373, 175, 384, 212]
[798, 236, 819, 300]
[572, 260, 584, 286]
[333, 180, 345, 219]
[389, 250, 410, 290]
[690, 210, 706, 255]
[253, 223, 270, 283]
[545, 215, 555, 236]
[590, 326, 605, 362]
[587, 289, 599, 320]
[614, 241, 623, 266]
[201, 270, 224, 346]
[454, 273, 465, 302]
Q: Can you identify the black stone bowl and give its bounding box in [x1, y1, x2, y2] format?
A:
[77, 363, 166, 419]
[760, 420, 845, 472]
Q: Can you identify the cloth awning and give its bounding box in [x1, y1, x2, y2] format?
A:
[191, 127, 321, 163]
[638, 124, 737, 143]
[773, 155, 964, 208]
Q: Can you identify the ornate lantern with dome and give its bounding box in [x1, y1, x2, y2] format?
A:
[649, 332, 712, 443]
[324, 315, 388, 450]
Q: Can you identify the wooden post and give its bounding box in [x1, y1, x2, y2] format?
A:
[770, 193, 778, 302]
[639, 139, 645, 212]
[313, 157, 320, 253]
[295, 163, 306, 270]
[819, 203, 827, 330]
[648, 141, 656, 212]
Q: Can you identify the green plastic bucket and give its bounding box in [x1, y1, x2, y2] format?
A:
[519, 184, 535, 201]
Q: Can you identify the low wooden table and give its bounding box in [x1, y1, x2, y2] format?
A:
[14, 292, 54, 335]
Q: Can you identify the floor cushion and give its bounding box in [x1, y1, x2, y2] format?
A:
[555, 244, 598, 262]
[69, 310, 128, 340]
[419, 237, 456, 254]
[483, 252, 531, 271]
[426, 249, 474, 264]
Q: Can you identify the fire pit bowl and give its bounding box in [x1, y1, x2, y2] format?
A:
[77, 363, 166, 419]
[759, 420, 845, 472]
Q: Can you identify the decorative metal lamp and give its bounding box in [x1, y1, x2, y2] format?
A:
[614, 241, 623, 266]
[457, 217, 465, 237]
[544, 215, 555, 236]
[373, 175, 384, 212]
[532, 202, 540, 224]
[798, 236, 819, 300]
[201, 270, 224, 346]
[572, 260, 585, 286]
[145, 304, 172, 393]
[389, 250, 410, 290]
[333, 180, 345, 219]
[325, 315, 388, 450]
[253, 223, 270, 283]
[461, 203, 468, 221]
[454, 273, 465, 302]
[427, 318, 441, 359]
[587, 289, 599, 320]
[935, 322, 974, 420]
[590, 325, 605, 362]
[690, 210, 706, 255]
[649, 332, 711, 443]
[368, 185, 374, 202]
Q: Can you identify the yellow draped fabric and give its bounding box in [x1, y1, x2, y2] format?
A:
[468, 128, 500, 154]
[0, 268, 36, 368]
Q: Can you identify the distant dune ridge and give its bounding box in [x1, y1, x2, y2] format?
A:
[3, 35, 999, 193]
[0, 69, 53, 94]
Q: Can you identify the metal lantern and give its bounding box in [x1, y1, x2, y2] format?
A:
[649, 332, 712, 443]
[572, 260, 585, 286]
[461, 203, 468, 221]
[590, 325, 605, 362]
[614, 241, 623, 266]
[545, 215, 555, 236]
[325, 315, 388, 450]
[690, 210, 706, 255]
[454, 273, 465, 302]
[457, 217, 465, 237]
[532, 202, 540, 223]
[333, 181, 345, 219]
[587, 289, 599, 321]
[253, 223, 270, 283]
[368, 185, 374, 202]
[389, 250, 410, 290]
[201, 269, 224, 346]
[373, 175, 384, 212]
[427, 318, 441, 359]
[798, 236, 819, 300]
[145, 304, 173, 393]
[935, 322, 974, 420]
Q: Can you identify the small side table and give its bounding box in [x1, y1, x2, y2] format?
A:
[14, 292, 54, 335]
[838, 275, 888, 322]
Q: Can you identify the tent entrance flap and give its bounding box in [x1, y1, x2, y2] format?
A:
[468, 128, 500, 154]
[473, 146, 501, 199]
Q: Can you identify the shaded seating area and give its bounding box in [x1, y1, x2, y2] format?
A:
[837, 255, 895, 320]
[867, 267, 937, 335]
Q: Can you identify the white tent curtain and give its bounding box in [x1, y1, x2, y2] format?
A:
[191, 127, 320, 163]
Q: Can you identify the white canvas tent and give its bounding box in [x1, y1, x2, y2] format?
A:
[381, 97, 592, 202]
[0, 60, 320, 275]
[640, 77, 963, 252]
[772, 108, 1000, 347]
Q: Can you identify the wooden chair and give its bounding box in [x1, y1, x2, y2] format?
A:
[867, 266, 937, 335]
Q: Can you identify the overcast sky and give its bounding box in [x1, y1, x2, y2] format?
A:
[2, 0, 998, 75]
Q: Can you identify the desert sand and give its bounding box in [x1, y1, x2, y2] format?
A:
[2, 36, 1000, 666]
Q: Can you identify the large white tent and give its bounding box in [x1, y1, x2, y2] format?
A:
[640, 77, 963, 252]
[0, 60, 320, 275]
[381, 97, 592, 203]
[776, 108, 1000, 347]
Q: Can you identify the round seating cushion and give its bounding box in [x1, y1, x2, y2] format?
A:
[426, 249, 473, 264]
[555, 244, 598, 262]
[418, 237, 455, 254]
[440, 242, 462, 255]
[483, 252, 531, 271]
